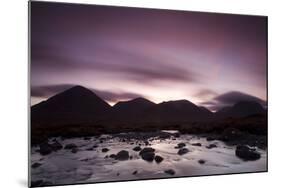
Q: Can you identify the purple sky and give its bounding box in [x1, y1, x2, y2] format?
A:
[31, 2, 267, 111]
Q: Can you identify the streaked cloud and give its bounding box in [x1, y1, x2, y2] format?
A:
[31, 84, 144, 104]
[200, 91, 267, 112]
[31, 2, 267, 107]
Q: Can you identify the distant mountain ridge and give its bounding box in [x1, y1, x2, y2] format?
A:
[31, 85, 266, 126]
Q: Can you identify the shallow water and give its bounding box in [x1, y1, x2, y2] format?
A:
[31, 132, 267, 185]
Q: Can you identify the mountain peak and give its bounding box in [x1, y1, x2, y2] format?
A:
[31, 85, 111, 124]
[130, 97, 155, 104]
[215, 100, 265, 118]
[60, 85, 94, 95]
[114, 97, 155, 108]
[161, 99, 196, 108]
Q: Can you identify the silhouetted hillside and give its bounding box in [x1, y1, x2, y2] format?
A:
[31, 86, 111, 124]
[215, 101, 265, 118]
[143, 100, 213, 122]
[111, 97, 155, 121]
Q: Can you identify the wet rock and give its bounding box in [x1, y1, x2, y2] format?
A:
[177, 148, 189, 155]
[198, 159, 205, 164]
[93, 145, 98, 148]
[109, 154, 117, 159]
[139, 147, 155, 155]
[86, 147, 94, 151]
[144, 141, 149, 146]
[133, 146, 142, 151]
[141, 152, 155, 162]
[64, 143, 77, 150]
[39, 142, 53, 155]
[206, 144, 217, 149]
[50, 141, 63, 151]
[175, 143, 186, 149]
[116, 172, 120, 176]
[129, 156, 133, 160]
[164, 169, 175, 175]
[132, 170, 138, 175]
[206, 136, 217, 141]
[104, 155, 109, 158]
[116, 150, 129, 161]
[192, 143, 202, 146]
[235, 145, 261, 161]
[154, 155, 164, 163]
[31, 162, 42, 168]
[102, 148, 109, 152]
[80, 158, 91, 162]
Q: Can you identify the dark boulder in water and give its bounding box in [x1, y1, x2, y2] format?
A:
[154, 155, 164, 163]
[39, 142, 53, 155]
[178, 142, 186, 148]
[175, 142, 186, 149]
[206, 144, 217, 149]
[133, 146, 142, 151]
[109, 154, 117, 159]
[164, 169, 175, 175]
[115, 150, 129, 161]
[198, 159, 205, 164]
[139, 147, 155, 155]
[132, 170, 138, 175]
[102, 148, 109, 152]
[86, 147, 94, 151]
[139, 147, 156, 162]
[177, 148, 189, 155]
[141, 152, 155, 162]
[235, 145, 261, 161]
[64, 143, 77, 150]
[192, 143, 202, 146]
[31, 162, 42, 168]
[206, 136, 217, 141]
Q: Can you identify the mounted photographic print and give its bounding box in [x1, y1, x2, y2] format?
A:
[29, 1, 268, 187]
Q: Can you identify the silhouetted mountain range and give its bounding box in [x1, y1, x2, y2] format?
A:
[31, 85, 266, 126]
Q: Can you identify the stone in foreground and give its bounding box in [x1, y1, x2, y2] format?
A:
[235, 145, 261, 161]
[115, 150, 129, 161]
